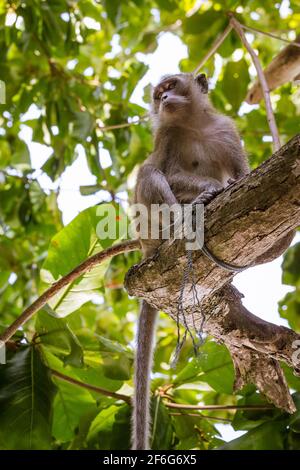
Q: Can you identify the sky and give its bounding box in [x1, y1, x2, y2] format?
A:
[21, 24, 298, 443]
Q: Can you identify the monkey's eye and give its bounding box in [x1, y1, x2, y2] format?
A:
[166, 81, 176, 90]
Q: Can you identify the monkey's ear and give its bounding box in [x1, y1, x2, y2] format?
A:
[195, 73, 208, 93]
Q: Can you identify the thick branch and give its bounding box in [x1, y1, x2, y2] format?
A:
[125, 135, 300, 413]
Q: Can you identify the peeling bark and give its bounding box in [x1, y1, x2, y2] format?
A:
[246, 34, 300, 104]
[125, 135, 300, 414]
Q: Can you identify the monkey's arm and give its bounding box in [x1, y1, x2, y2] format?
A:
[212, 122, 250, 182]
[135, 164, 178, 206]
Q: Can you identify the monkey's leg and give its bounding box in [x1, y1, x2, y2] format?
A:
[169, 173, 223, 204]
[132, 301, 158, 450]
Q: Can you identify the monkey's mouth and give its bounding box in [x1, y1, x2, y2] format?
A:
[161, 97, 189, 114]
[162, 101, 177, 113]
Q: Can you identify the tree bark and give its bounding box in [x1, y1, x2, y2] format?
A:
[125, 134, 300, 413]
[246, 34, 300, 104]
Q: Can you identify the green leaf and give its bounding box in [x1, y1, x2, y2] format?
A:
[150, 397, 173, 450]
[183, 10, 223, 35]
[289, 393, 300, 433]
[0, 346, 56, 449]
[282, 242, 300, 286]
[103, 0, 120, 25]
[218, 419, 287, 450]
[40, 205, 119, 317]
[52, 378, 96, 442]
[174, 341, 234, 394]
[222, 59, 250, 112]
[87, 404, 131, 449]
[35, 309, 84, 368]
[232, 393, 277, 431]
[70, 111, 94, 140]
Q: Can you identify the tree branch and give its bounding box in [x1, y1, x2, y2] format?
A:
[51, 369, 131, 404]
[125, 134, 300, 413]
[165, 403, 274, 411]
[97, 115, 149, 132]
[193, 23, 233, 75]
[0, 239, 140, 343]
[229, 14, 281, 151]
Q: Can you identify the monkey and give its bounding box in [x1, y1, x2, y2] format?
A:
[131, 72, 294, 450]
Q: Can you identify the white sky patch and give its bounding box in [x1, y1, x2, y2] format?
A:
[238, 102, 259, 115]
[67, 59, 78, 70]
[99, 147, 112, 169]
[19, 125, 52, 169]
[60, 12, 70, 22]
[5, 12, 16, 26]
[250, 12, 260, 20]
[279, 0, 292, 18]
[209, 54, 223, 88]
[57, 145, 112, 225]
[8, 273, 17, 285]
[232, 49, 244, 62]
[245, 33, 254, 44]
[20, 104, 42, 121]
[83, 17, 101, 30]
[215, 423, 246, 443]
[262, 135, 273, 142]
[83, 66, 94, 76]
[234, 232, 300, 326]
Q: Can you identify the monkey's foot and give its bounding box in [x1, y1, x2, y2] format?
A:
[227, 177, 236, 186]
[192, 188, 222, 205]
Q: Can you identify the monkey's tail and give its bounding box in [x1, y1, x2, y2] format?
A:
[132, 300, 158, 450]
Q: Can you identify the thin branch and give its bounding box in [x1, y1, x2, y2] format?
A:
[229, 14, 281, 152]
[169, 412, 231, 422]
[241, 24, 300, 49]
[0, 239, 140, 343]
[193, 23, 233, 75]
[51, 369, 131, 404]
[165, 402, 274, 411]
[97, 114, 149, 132]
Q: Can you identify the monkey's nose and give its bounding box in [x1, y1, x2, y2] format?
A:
[161, 93, 168, 101]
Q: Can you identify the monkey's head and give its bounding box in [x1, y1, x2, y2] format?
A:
[151, 72, 209, 127]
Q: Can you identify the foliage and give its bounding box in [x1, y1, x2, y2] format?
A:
[0, 0, 299, 450]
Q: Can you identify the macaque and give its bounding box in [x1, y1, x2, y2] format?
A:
[131, 72, 293, 450]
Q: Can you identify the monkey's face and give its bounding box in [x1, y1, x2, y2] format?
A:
[152, 73, 209, 124]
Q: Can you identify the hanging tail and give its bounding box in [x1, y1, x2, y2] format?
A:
[131, 300, 158, 450]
